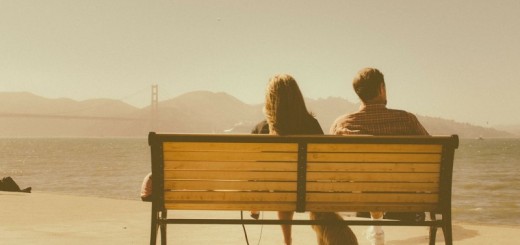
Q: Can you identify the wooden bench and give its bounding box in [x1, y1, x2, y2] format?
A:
[148, 132, 459, 245]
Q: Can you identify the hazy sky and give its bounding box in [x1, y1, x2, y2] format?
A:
[1, 0, 519, 126]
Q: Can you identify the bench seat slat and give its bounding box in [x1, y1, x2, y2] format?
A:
[308, 153, 441, 163]
[165, 191, 296, 202]
[165, 171, 438, 182]
[164, 202, 437, 212]
[164, 142, 298, 152]
[165, 151, 298, 162]
[307, 172, 439, 182]
[165, 180, 296, 191]
[164, 192, 438, 203]
[308, 143, 443, 153]
[307, 162, 440, 172]
[163, 202, 438, 213]
[307, 182, 438, 193]
[164, 202, 296, 211]
[165, 161, 296, 171]
[307, 193, 438, 203]
[166, 161, 440, 173]
[305, 203, 439, 212]
[165, 181, 437, 193]
[165, 170, 297, 181]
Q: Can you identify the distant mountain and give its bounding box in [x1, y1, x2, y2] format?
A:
[0, 91, 515, 138]
[0, 92, 141, 137]
[0, 92, 137, 117]
[495, 124, 520, 137]
[154, 91, 263, 133]
[305, 97, 359, 133]
[417, 116, 512, 138]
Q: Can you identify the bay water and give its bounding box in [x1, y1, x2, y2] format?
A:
[1, 137, 519, 226]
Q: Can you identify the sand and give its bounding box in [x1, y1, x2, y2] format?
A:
[1, 191, 518, 245]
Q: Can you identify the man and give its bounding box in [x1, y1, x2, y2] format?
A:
[330, 67, 429, 245]
[330, 67, 428, 136]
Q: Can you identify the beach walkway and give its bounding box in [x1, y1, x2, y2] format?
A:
[1, 191, 517, 245]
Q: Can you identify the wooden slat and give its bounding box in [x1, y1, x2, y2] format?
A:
[165, 191, 296, 202]
[308, 143, 442, 153]
[165, 162, 440, 173]
[307, 162, 440, 172]
[165, 180, 297, 191]
[165, 170, 297, 181]
[307, 172, 439, 182]
[164, 142, 297, 152]
[306, 193, 439, 203]
[164, 151, 298, 162]
[165, 202, 437, 212]
[305, 203, 438, 212]
[307, 182, 438, 193]
[165, 161, 296, 171]
[307, 153, 441, 163]
[164, 201, 296, 211]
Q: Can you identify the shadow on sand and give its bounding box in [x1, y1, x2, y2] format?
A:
[386, 225, 479, 245]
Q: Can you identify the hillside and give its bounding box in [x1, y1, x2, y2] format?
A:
[417, 116, 512, 138]
[0, 92, 142, 137]
[495, 124, 520, 137]
[0, 92, 137, 117]
[0, 91, 515, 138]
[154, 91, 263, 133]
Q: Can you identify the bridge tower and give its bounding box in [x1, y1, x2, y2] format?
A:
[151, 84, 159, 131]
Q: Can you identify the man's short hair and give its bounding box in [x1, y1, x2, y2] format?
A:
[352, 67, 385, 103]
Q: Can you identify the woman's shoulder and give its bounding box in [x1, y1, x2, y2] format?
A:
[251, 120, 269, 134]
[306, 116, 324, 135]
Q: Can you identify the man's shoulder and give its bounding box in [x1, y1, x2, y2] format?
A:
[385, 108, 428, 135]
[333, 107, 418, 121]
[386, 108, 419, 118]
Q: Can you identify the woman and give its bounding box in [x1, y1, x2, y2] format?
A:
[263, 74, 323, 245]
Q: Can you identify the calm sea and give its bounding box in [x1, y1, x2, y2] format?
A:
[1, 138, 519, 226]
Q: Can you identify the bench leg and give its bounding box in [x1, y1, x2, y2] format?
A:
[150, 206, 160, 245]
[442, 212, 453, 245]
[428, 212, 437, 245]
[160, 211, 168, 245]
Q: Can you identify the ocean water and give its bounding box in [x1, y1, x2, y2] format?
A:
[452, 138, 520, 225]
[1, 138, 519, 226]
[0, 138, 150, 200]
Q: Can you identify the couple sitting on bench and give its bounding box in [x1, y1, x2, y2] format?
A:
[142, 67, 430, 245]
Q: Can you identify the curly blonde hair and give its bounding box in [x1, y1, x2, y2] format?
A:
[264, 74, 314, 135]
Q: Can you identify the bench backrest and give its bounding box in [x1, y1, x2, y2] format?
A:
[148, 133, 458, 214]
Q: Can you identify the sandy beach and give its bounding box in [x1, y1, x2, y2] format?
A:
[1, 191, 518, 245]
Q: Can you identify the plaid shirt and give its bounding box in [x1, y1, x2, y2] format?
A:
[330, 104, 429, 136]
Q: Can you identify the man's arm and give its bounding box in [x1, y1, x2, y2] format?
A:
[329, 115, 348, 135]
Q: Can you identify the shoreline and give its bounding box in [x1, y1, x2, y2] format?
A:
[1, 191, 518, 245]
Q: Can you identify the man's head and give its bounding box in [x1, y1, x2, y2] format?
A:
[352, 67, 386, 104]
